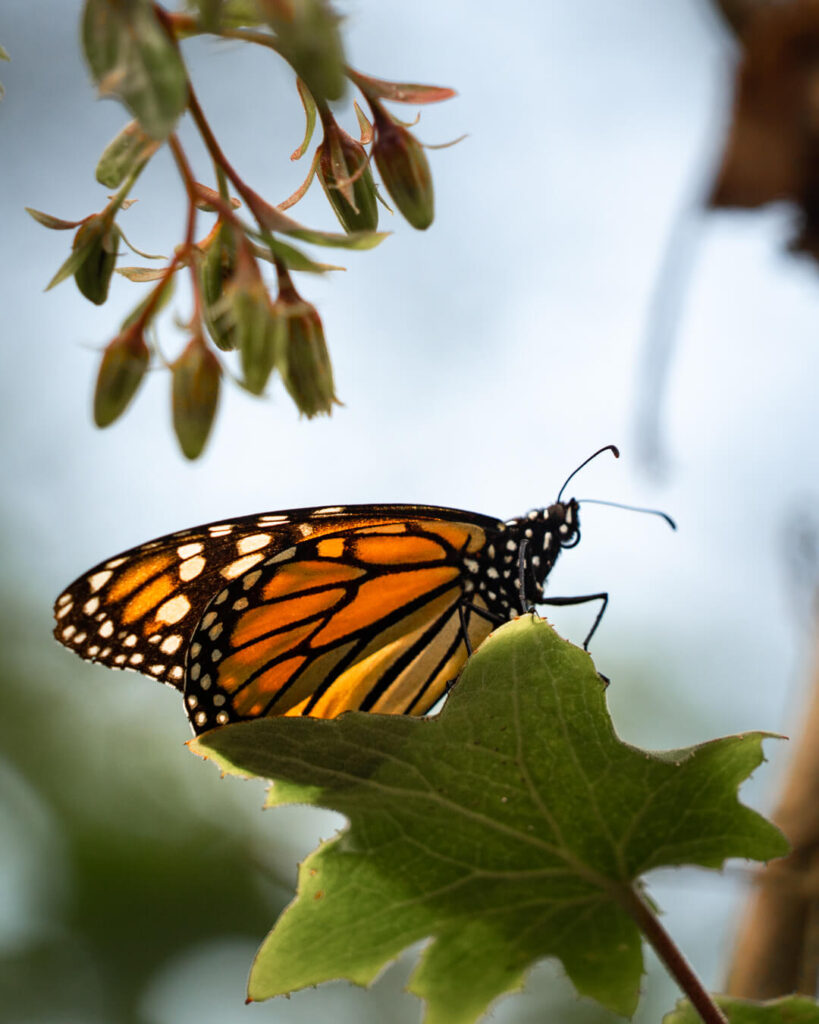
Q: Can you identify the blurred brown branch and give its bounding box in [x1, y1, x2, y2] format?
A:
[726, 609, 819, 996]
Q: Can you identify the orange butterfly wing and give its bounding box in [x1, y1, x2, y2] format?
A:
[53, 505, 498, 693]
[183, 517, 496, 732]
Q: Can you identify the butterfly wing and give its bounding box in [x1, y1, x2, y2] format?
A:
[183, 515, 499, 732]
[53, 504, 499, 692]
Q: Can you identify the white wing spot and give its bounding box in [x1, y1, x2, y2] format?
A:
[177, 542, 204, 559]
[156, 594, 191, 625]
[237, 533, 271, 555]
[299, 523, 314, 537]
[56, 602, 73, 619]
[89, 570, 113, 592]
[209, 624, 223, 641]
[62, 625, 76, 640]
[213, 694, 226, 707]
[209, 524, 234, 537]
[57, 594, 72, 607]
[124, 634, 138, 648]
[73, 632, 86, 644]
[487, 567, 500, 579]
[170, 666, 184, 681]
[129, 653, 143, 665]
[314, 506, 344, 515]
[211, 650, 222, 662]
[179, 556, 206, 582]
[233, 597, 248, 611]
[98, 620, 114, 638]
[105, 557, 127, 569]
[114, 654, 126, 665]
[160, 634, 182, 655]
[216, 711, 229, 725]
[221, 553, 265, 579]
[88, 645, 100, 656]
[195, 711, 207, 726]
[200, 675, 212, 690]
[190, 642, 201, 658]
[190, 663, 201, 681]
[258, 514, 289, 524]
[187, 695, 198, 708]
[148, 634, 161, 644]
[463, 558, 478, 574]
[100, 647, 111, 658]
[201, 611, 217, 630]
[242, 569, 262, 590]
[149, 664, 165, 675]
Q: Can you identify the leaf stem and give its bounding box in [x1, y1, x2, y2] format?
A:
[618, 885, 728, 1024]
[167, 133, 203, 322]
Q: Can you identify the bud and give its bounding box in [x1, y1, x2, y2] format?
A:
[93, 324, 150, 427]
[236, 287, 283, 396]
[73, 214, 119, 304]
[259, 0, 346, 103]
[171, 334, 221, 459]
[200, 221, 239, 351]
[317, 119, 379, 233]
[371, 105, 434, 230]
[274, 269, 338, 417]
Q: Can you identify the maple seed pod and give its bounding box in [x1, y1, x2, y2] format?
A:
[275, 270, 338, 417]
[93, 325, 150, 427]
[317, 120, 379, 233]
[74, 215, 119, 305]
[372, 107, 434, 230]
[200, 221, 239, 351]
[171, 335, 221, 460]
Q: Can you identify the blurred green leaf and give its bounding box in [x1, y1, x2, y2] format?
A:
[255, 237, 344, 273]
[195, 617, 787, 1024]
[96, 120, 161, 188]
[664, 995, 819, 1023]
[82, 0, 188, 140]
[26, 207, 84, 231]
[291, 76, 318, 160]
[349, 68, 455, 105]
[260, 0, 346, 103]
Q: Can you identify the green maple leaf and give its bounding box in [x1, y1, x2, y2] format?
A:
[665, 995, 819, 1023]
[193, 616, 788, 1024]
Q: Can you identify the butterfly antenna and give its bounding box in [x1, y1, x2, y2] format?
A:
[557, 445, 620, 503]
[577, 499, 676, 530]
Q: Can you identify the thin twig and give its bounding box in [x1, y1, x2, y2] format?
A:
[619, 884, 729, 1024]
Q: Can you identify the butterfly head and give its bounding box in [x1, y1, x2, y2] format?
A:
[497, 499, 581, 608]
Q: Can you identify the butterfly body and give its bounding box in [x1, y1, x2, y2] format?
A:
[54, 500, 581, 734]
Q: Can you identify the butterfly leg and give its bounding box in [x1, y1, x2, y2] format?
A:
[538, 592, 609, 650]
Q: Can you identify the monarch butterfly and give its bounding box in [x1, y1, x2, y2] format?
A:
[53, 446, 671, 734]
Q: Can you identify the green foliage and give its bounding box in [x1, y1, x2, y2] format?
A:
[194, 616, 787, 1024]
[82, 0, 188, 140]
[33, 1, 455, 456]
[665, 996, 819, 1023]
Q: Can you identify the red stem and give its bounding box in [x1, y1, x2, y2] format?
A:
[619, 885, 728, 1024]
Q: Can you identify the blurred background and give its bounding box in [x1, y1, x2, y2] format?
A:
[2, 1, 819, 1021]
